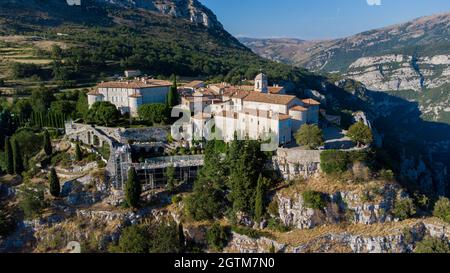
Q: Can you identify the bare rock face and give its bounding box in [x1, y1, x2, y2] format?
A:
[94, 0, 222, 29]
[277, 183, 404, 229]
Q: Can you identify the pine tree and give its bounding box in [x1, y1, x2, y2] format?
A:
[49, 168, 60, 197]
[178, 223, 185, 249]
[254, 174, 265, 222]
[166, 165, 176, 192]
[167, 74, 178, 108]
[75, 142, 83, 161]
[12, 139, 24, 175]
[43, 130, 52, 156]
[4, 137, 14, 175]
[125, 167, 141, 208]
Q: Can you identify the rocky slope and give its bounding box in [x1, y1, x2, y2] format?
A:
[241, 13, 450, 91]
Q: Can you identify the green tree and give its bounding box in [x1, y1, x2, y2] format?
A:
[4, 137, 14, 175]
[392, 198, 416, 221]
[113, 224, 149, 253]
[254, 174, 265, 222]
[347, 121, 373, 147]
[125, 167, 141, 208]
[302, 191, 326, 210]
[43, 130, 52, 156]
[75, 142, 83, 162]
[86, 101, 120, 127]
[185, 141, 226, 221]
[12, 139, 24, 175]
[178, 223, 185, 250]
[149, 220, 180, 253]
[433, 197, 450, 224]
[167, 75, 179, 108]
[166, 165, 176, 193]
[49, 168, 60, 197]
[294, 124, 324, 149]
[206, 223, 229, 251]
[76, 92, 89, 119]
[227, 140, 266, 216]
[0, 203, 16, 237]
[138, 104, 169, 125]
[18, 185, 46, 220]
[415, 236, 450, 253]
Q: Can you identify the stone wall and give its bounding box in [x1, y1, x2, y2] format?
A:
[273, 148, 322, 180]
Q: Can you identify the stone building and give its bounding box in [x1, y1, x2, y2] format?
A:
[87, 78, 172, 117]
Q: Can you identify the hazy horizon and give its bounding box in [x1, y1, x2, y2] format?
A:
[200, 0, 450, 40]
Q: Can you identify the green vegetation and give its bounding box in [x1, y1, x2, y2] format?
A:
[206, 223, 229, 251]
[138, 104, 169, 125]
[110, 220, 181, 253]
[49, 168, 60, 197]
[433, 197, 450, 224]
[254, 175, 266, 222]
[4, 137, 14, 175]
[166, 165, 177, 193]
[167, 75, 180, 108]
[392, 198, 416, 221]
[347, 121, 373, 147]
[320, 150, 369, 175]
[0, 203, 16, 237]
[86, 102, 120, 127]
[12, 139, 24, 175]
[43, 130, 52, 156]
[75, 142, 83, 162]
[294, 124, 324, 149]
[415, 236, 450, 253]
[124, 167, 141, 209]
[302, 191, 326, 210]
[18, 184, 47, 220]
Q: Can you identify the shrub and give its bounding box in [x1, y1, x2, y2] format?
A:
[267, 199, 279, 217]
[206, 223, 229, 251]
[18, 185, 47, 220]
[0, 203, 16, 237]
[414, 236, 450, 253]
[320, 150, 349, 174]
[171, 195, 182, 204]
[392, 198, 416, 221]
[302, 191, 326, 210]
[266, 218, 290, 233]
[379, 169, 395, 181]
[433, 197, 450, 224]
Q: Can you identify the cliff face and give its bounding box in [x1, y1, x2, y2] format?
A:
[94, 0, 223, 29]
[276, 182, 406, 229]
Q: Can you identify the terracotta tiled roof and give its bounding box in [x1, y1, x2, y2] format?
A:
[183, 80, 205, 88]
[87, 90, 102, 96]
[96, 79, 172, 89]
[290, 105, 308, 112]
[302, 98, 321, 106]
[182, 96, 211, 102]
[244, 92, 297, 105]
[268, 86, 284, 94]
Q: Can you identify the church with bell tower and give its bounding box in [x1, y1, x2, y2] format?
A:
[254, 73, 269, 93]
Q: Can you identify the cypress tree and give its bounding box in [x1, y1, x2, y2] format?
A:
[75, 142, 83, 161]
[43, 130, 52, 156]
[167, 74, 178, 108]
[254, 174, 265, 222]
[49, 168, 60, 197]
[178, 223, 185, 249]
[125, 167, 141, 208]
[12, 139, 24, 175]
[4, 137, 14, 175]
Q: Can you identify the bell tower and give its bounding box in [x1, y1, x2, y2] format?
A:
[254, 73, 268, 93]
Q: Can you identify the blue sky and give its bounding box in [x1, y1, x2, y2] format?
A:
[199, 0, 450, 40]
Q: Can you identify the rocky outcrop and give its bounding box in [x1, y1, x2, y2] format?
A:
[346, 54, 450, 91]
[277, 183, 405, 229]
[225, 220, 450, 253]
[94, 0, 222, 29]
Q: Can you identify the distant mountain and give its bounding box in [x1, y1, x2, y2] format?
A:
[241, 13, 450, 92]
